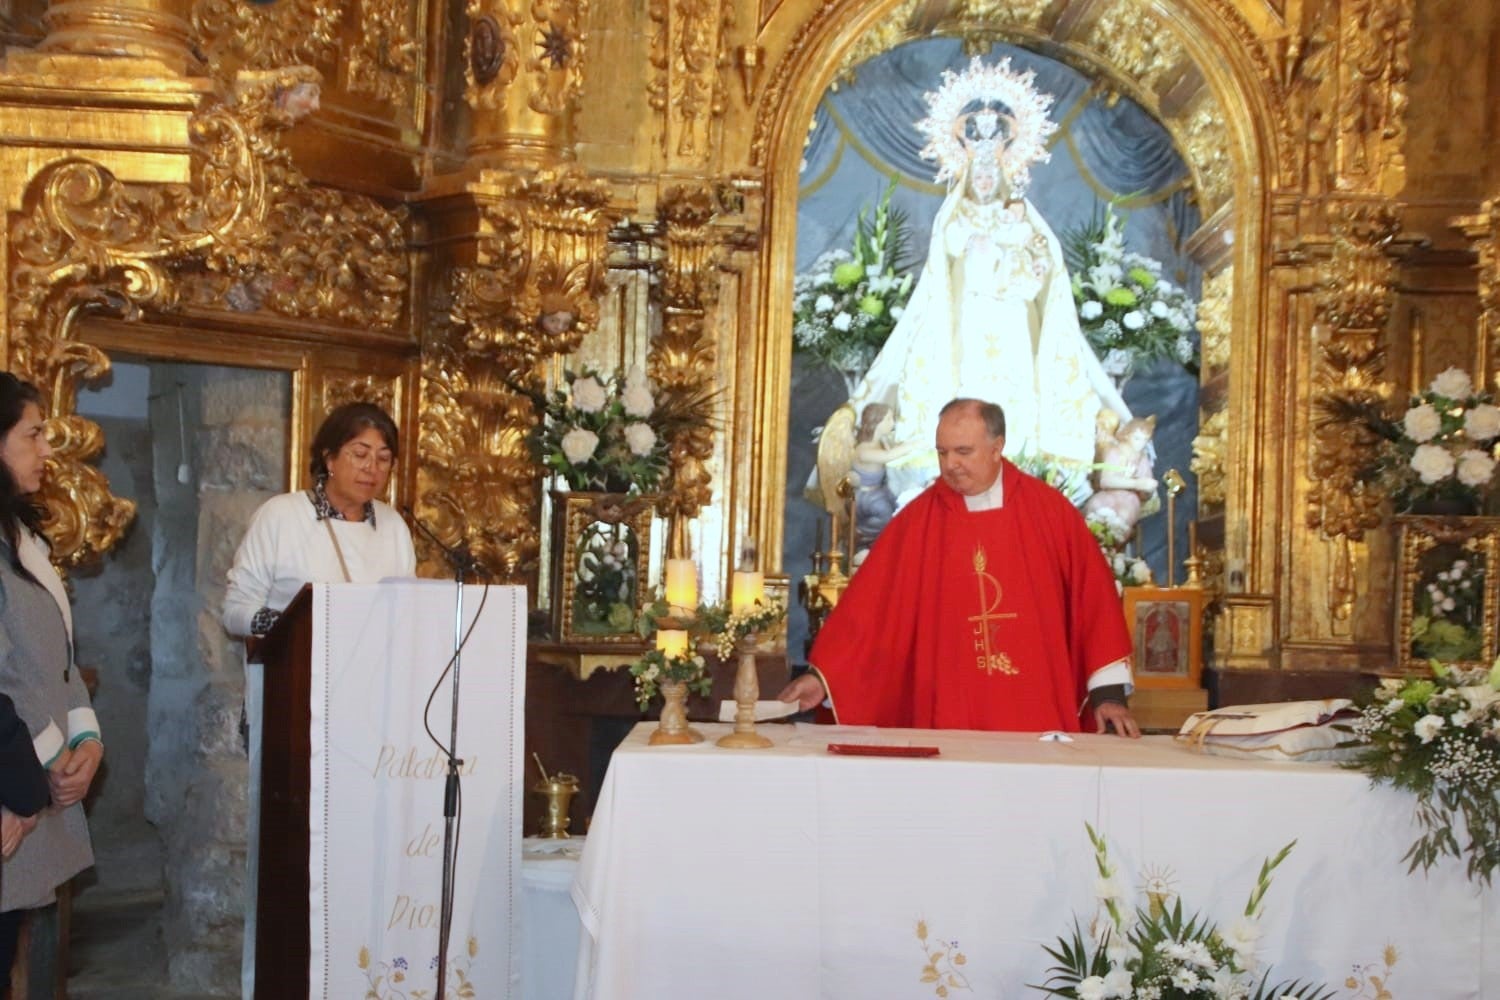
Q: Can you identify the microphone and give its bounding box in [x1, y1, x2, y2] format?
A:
[401, 505, 490, 581]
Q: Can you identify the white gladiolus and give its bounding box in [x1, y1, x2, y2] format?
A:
[1466, 403, 1500, 441]
[1402, 403, 1442, 443]
[624, 421, 657, 457]
[570, 375, 608, 414]
[1410, 443, 1456, 484]
[1457, 448, 1496, 487]
[1431, 366, 1474, 399]
[560, 427, 600, 464]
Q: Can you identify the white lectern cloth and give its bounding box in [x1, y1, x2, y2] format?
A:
[573, 724, 1500, 998]
[309, 581, 526, 999]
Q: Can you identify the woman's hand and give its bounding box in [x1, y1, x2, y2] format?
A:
[49, 740, 102, 808]
[1, 807, 38, 858]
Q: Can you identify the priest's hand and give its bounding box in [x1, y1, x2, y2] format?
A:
[778, 673, 826, 712]
[1095, 701, 1141, 739]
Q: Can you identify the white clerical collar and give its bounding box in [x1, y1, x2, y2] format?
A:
[962, 471, 1005, 512]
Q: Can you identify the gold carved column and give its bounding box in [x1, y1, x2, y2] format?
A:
[1451, 197, 1500, 381]
[38, 0, 201, 72]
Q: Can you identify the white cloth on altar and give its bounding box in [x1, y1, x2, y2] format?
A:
[310, 581, 526, 999]
[572, 723, 1500, 998]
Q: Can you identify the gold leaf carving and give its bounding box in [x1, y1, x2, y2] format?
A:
[652, 185, 721, 520]
[1450, 197, 1500, 378]
[465, 2, 523, 110]
[1197, 266, 1232, 371]
[417, 168, 614, 583]
[193, 0, 342, 75]
[1191, 408, 1228, 507]
[1086, 1, 1187, 95]
[6, 78, 303, 568]
[1335, 0, 1412, 194]
[648, 0, 734, 158]
[525, 0, 589, 117]
[1172, 93, 1234, 213]
[346, 0, 421, 114]
[829, 0, 924, 87]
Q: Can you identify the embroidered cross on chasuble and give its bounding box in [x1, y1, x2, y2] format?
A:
[811, 462, 1131, 733]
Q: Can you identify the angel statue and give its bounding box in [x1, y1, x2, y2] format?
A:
[842, 57, 1132, 500]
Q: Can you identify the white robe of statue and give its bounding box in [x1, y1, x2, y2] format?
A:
[845, 149, 1132, 499]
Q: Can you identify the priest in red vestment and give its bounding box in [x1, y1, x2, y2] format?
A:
[779, 398, 1140, 737]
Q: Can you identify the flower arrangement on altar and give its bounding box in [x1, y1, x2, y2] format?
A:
[791, 179, 915, 384]
[1343, 659, 1500, 883]
[535, 366, 669, 494]
[627, 595, 788, 709]
[1385, 368, 1500, 514]
[1063, 205, 1199, 380]
[626, 646, 712, 712]
[1033, 825, 1334, 1000]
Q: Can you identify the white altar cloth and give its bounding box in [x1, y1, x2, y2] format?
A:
[572, 723, 1500, 999]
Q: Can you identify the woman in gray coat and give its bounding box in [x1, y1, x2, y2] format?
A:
[0, 373, 102, 984]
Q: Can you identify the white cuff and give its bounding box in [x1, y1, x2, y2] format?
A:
[1087, 659, 1134, 695]
[33, 719, 65, 767]
[68, 706, 101, 747]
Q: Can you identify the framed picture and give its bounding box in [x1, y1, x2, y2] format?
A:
[1121, 586, 1206, 690]
[1394, 515, 1500, 673]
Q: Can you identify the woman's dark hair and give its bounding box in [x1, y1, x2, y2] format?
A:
[0, 373, 46, 576]
[308, 402, 400, 481]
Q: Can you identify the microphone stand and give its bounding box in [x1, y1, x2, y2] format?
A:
[403, 509, 486, 1000]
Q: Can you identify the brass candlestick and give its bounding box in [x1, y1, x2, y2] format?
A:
[533, 772, 580, 838]
[1163, 469, 1186, 587]
[716, 632, 773, 749]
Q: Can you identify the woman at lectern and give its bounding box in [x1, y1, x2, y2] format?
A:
[221, 401, 415, 999]
[0, 373, 103, 985]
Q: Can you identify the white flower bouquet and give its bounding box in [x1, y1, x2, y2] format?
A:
[792, 179, 915, 383]
[536, 366, 668, 493]
[1410, 555, 1484, 662]
[1386, 367, 1500, 513]
[1343, 659, 1500, 883]
[1063, 205, 1199, 377]
[1034, 825, 1334, 1000]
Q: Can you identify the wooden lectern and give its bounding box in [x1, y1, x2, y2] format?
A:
[247, 583, 313, 999]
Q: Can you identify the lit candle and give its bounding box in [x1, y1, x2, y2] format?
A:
[665, 558, 697, 614]
[731, 570, 765, 614]
[655, 629, 689, 658]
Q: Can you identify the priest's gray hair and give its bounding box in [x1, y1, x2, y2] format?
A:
[939, 398, 1006, 440]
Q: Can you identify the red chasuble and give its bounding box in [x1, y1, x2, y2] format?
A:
[810, 461, 1130, 732]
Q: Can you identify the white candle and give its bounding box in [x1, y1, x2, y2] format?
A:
[655, 629, 689, 658]
[731, 570, 764, 614]
[665, 558, 697, 614]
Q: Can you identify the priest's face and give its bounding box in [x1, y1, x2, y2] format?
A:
[935, 408, 1004, 496]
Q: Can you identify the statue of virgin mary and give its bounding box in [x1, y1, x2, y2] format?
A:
[844, 58, 1132, 499]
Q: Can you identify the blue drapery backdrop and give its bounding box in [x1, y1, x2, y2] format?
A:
[783, 38, 1203, 664]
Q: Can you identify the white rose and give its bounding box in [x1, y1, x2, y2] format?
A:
[1410, 443, 1456, 484]
[1123, 310, 1146, 330]
[1080, 300, 1104, 320]
[1129, 560, 1152, 585]
[1465, 403, 1500, 441]
[1413, 714, 1445, 743]
[814, 294, 835, 313]
[1150, 300, 1169, 318]
[832, 311, 852, 331]
[624, 421, 657, 457]
[1075, 976, 1107, 1000]
[1402, 403, 1442, 443]
[1431, 367, 1474, 399]
[1457, 448, 1496, 487]
[570, 376, 609, 414]
[1101, 967, 1133, 996]
[560, 427, 600, 465]
[622, 366, 655, 417]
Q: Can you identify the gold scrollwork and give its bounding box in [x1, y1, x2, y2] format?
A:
[465, 2, 523, 110]
[1191, 408, 1228, 508]
[1171, 93, 1234, 212]
[346, 0, 421, 114]
[648, 0, 734, 158]
[417, 168, 614, 583]
[525, 0, 589, 117]
[1451, 197, 1500, 380]
[1086, 1, 1188, 96]
[192, 0, 342, 74]
[1197, 266, 1232, 371]
[651, 185, 721, 521]
[6, 80, 296, 567]
[1306, 199, 1401, 620]
[830, 0, 924, 86]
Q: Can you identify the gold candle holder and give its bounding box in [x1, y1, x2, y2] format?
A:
[534, 773, 580, 838]
[717, 632, 773, 749]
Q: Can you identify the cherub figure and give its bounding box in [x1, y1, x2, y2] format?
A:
[851, 402, 916, 552]
[1083, 413, 1160, 541]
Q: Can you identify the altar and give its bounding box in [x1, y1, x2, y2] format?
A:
[571, 723, 1499, 998]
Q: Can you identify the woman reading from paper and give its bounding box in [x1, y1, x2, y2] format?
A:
[0, 373, 103, 983]
[222, 400, 415, 999]
[844, 57, 1131, 500]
